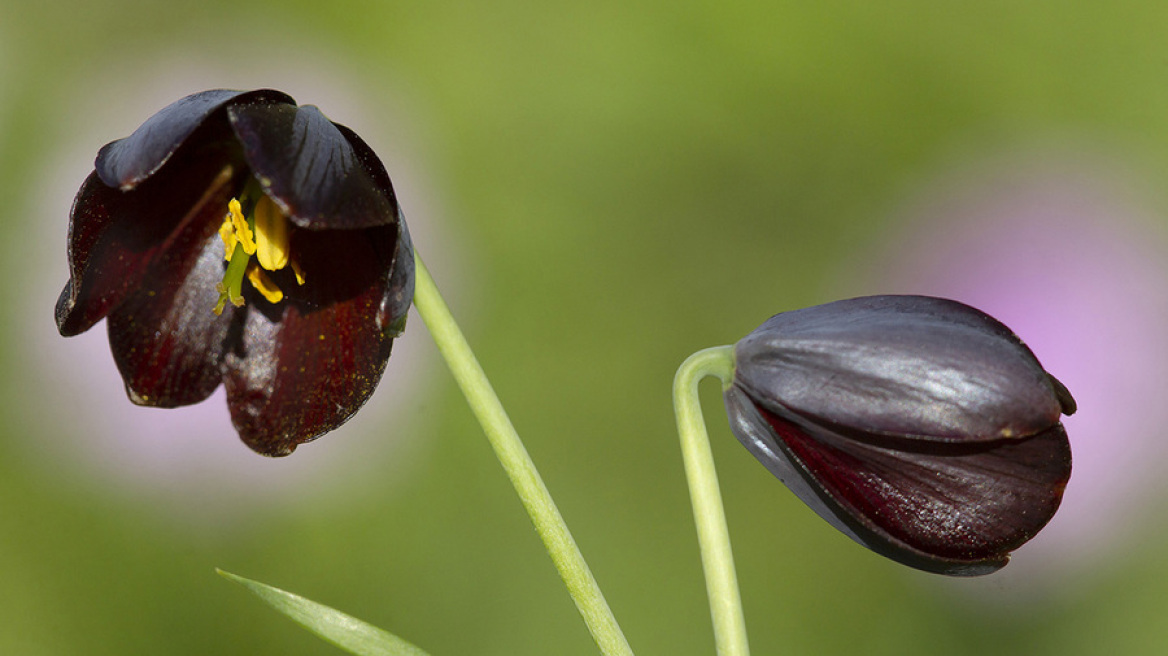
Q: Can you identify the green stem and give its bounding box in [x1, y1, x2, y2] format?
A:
[673, 346, 750, 656]
[411, 252, 634, 656]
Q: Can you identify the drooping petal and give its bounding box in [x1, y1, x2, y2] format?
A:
[725, 386, 1072, 575]
[331, 120, 403, 214]
[735, 296, 1068, 443]
[227, 102, 400, 230]
[55, 159, 239, 337]
[107, 217, 236, 407]
[770, 402, 1069, 574]
[222, 225, 401, 456]
[724, 385, 868, 547]
[95, 89, 294, 189]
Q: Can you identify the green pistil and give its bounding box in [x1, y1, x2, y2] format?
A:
[213, 241, 251, 315]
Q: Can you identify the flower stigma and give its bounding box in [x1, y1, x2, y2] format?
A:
[212, 191, 304, 315]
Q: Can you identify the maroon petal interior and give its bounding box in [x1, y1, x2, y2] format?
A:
[762, 405, 1072, 569]
[56, 159, 239, 337]
[106, 178, 238, 407]
[222, 226, 399, 456]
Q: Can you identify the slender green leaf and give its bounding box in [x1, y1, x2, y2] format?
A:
[217, 569, 430, 656]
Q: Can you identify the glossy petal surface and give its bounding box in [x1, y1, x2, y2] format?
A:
[223, 226, 400, 456]
[728, 386, 1071, 575]
[96, 89, 293, 189]
[735, 296, 1066, 443]
[228, 102, 399, 230]
[108, 214, 233, 407]
[726, 295, 1074, 575]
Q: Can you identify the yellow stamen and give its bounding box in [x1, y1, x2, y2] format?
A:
[246, 263, 284, 304]
[211, 194, 301, 313]
[291, 258, 306, 285]
[254, 194, 290, 271]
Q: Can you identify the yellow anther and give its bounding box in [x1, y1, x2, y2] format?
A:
[246, 264, 284, 304]
[254, 194, 290, 271]
[218, 219, 236, 260]
[220, 198, 256, 259]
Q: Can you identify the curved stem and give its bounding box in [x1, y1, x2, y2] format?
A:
[411, 252, 634, 656]
[673, 346, 750, 656]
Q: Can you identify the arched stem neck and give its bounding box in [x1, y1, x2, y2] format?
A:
[673, 345, 751, 656]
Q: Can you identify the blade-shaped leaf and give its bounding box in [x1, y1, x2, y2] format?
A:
[217, 569, 430, 656]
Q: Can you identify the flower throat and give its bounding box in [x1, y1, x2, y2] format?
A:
[213, 182, 305, 315]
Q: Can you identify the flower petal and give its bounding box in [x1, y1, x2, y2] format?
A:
[727, 386, 1072, 575]
[735, 296, 1068, 443]
[55, 158, 240, 337]
[95, 89, 294, 190]
[378, 218, 414, 338]
[724, 386, 868, 547]
[222, 226, 401, 456]
[331, 120, 403, 218]
[227, 102, 400, 230]
[107, 217, 236, 407]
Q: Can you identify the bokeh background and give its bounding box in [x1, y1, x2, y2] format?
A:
[4, 1, 1168, 654]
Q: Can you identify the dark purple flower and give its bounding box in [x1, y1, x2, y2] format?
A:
[724, 295, 1074, 575]
[55, 89, 414, 457]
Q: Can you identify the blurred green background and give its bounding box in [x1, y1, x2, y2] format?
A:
[5, 1, 1168, 654]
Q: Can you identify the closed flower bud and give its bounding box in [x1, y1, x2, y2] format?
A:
[724, 295, 1074, 576]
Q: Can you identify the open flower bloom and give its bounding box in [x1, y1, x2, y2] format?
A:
[724, 296, 1074, 575]
[55, 89, 414, 456]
